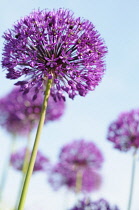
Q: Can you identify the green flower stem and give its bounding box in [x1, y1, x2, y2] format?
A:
[0, 134, 16, 201]
[22, 133, 31, 174]
[14, 133, 31, 210]
[75, 170, 83, 193]
[127, 149, 137, 210]
[18, 78, 53, 210]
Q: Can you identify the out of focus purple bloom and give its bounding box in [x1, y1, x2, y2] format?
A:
[2, 9, 107, 101]
[49, 140, 103, 192]
[10, 147, 50, 172]
[59, 139, 103, 169]
[107, 109, 139, 152]
[70, 198, 119, 210]
[49, 163, 101, 192]
[0, 87, 65, 135]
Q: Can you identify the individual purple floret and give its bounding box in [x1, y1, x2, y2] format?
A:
[0, 87, 65, 135]
[107, 109, 139, 152]
[2, 9, 107, 101]
[70, 198, 119, 210]
[49, 140, 103, 192]
[10, 147, 50, 172]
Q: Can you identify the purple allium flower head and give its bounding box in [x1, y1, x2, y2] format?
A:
[49, 140, 103, 192]
[49, 162, 102, 192]
[10, 147, 50, 172]
[70, 198, 119, 210]
[0, 87, 65, 135]
[107, 109, 139, 152]
[59, 140, 103, 169]
[2, 9, 107, 101]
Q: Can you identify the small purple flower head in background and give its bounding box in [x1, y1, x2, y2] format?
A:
[0, 87, 65, 135]
[70, 198, 119, 210]
[2, 9, 107, 101]
[59, 139, 103, 169]
[107, 109, 139, 152]
[49, 163, 102, 192]
[49, 139, 103, 192]
[10, 147, 50, 172]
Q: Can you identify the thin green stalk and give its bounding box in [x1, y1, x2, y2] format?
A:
[22, 133, 31, 174]
[127, 149, 137, 210]
[18, 78, 53, 210]
[75, 170, 83, 193]
[0, 134, 16, 201]
[14, 133, 31, 210]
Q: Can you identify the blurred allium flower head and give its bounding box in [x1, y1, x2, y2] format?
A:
[10, 147, 50, 172]
[59, 139, 103, 169]
[49, 140, 103, 192]
[107, 109, 139, 152]
[2, 9, 107, 101]
[49, 162, 102, 192]
[70, 198, 119, 210]
[0, 87, 65, 135]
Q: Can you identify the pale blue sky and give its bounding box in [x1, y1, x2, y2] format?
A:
[0, 0, 139, 209]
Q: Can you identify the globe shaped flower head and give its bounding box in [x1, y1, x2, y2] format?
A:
[2, 9, 107, 101]
[10, 147, 50, 172]
[59, 139, 104, 169]
[49, 139, 103, 192]
[49, 162, 102, 192]
[70, 198, 119, 210]
[0, 87, 65, 135]
[107, 109, 139, 152]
